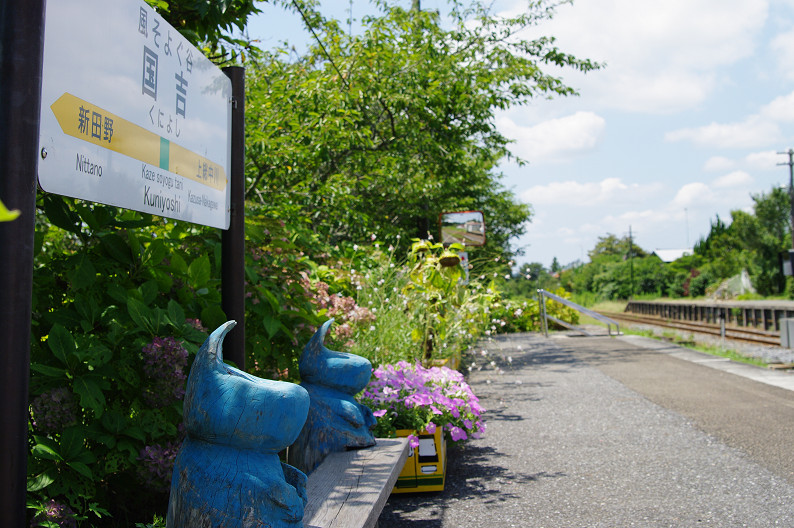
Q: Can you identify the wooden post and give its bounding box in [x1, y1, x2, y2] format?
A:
[221, 66, 245, 370]
[0, 2, 46, 525]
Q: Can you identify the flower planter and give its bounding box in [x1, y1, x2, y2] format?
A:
[392, 427, 447, 493]
[429, 352, 461, 371]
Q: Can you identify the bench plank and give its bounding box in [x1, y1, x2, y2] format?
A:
[303, 437, 409, 528]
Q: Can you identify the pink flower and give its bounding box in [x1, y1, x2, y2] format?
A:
[373, 409, 387, 417]
[407, 434, 420, 448]
[425, 422, 437, 434]
[449, 426, 467, 442]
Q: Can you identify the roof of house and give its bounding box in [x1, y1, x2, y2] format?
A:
[652, 248, 693, 263]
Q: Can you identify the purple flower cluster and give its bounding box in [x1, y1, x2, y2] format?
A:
[359, 361, 485, 443]
[141, 337, 188, 408]
[30, 499, 77, 528]
[30, 387, 78, 433]
[137, 442, 180, 492]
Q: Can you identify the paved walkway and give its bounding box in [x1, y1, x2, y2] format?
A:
[378, 333, 794, 527]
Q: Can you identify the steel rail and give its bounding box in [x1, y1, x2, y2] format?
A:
[598, 311, 781, 346]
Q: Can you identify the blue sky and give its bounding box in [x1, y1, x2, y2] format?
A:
[247, 0, 794, 269]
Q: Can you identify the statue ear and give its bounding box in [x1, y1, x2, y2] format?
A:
[301, 319, 334, 363]
[195, 320, 237, 369]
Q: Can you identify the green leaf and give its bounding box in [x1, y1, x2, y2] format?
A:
[47, 324, 76, 369]
[200, 304, 227, 331]
[101, 410, 127, 434]
[60, 425, 87, 461]
[168, 253, 188, 274]
[140, 280, 159, 305]
[73, 375, 106, 417]
[262, 316, 281, 339]
[66, 461, 93, 479]
[30, 363, 68, 378]
[116, 439, 140, 462]
[0, 199, 20, 222]
[127, 297, 155, 334]
[75, 291, 100, 319]
[99, 233, 132, 265]
[187, 254, 211, 288]
[167, 299, 186, 327]
[123, 425, 146, 441]
[42, 195, 81, 233]
[144, 238, 168, 266]
[106, 283, 129, 304]
[27, 470, 56, 492]
[31, 442, 62, 462]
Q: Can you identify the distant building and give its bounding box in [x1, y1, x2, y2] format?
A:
[652, 248, 693, 263]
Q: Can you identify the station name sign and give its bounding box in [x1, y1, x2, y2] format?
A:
[38, 0, 232, 229]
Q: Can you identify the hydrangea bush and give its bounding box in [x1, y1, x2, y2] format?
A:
[358, 361, 485, 447]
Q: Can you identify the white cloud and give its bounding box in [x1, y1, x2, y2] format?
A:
[520, 177, 661, 206]
[760, 90, 794, 121]
[713, 170, 754, 188]
[771, 29, 794, 80]
[704, 156, 736, 172]
[497, 111, 605, 163]
[665, 116, 781, 148]
[513, 0, 770, 113]
[745, 150, 780, 170]
[673, 182, 714, 207]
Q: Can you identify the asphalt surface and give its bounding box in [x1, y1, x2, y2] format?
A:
[378, 332, 794, 527]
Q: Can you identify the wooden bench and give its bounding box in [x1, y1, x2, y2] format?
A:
[303, 437, 409, 528]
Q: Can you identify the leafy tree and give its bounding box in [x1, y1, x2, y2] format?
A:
[245, 0, 599, 261]
[696, 187, 790, 295]
[144, 0, 262, 62]
[588, 233, 647, 260]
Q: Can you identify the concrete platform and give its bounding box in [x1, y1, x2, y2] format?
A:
[379, 332, 794, 527]
[617, 333, 794, 392]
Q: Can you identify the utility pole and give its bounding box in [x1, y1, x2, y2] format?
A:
[628, 225, 635, 298]
[777, 148, 794, 249]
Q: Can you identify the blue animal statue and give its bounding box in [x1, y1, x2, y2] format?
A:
[288, 319, 377, 474]
[167, 321, 311, 528]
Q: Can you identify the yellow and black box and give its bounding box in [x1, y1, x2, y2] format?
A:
[392, 428, 447, 493]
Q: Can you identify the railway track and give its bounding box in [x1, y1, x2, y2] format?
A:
[598, 311, 782, 347]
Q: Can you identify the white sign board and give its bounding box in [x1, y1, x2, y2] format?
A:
[38, 0, 232, 229]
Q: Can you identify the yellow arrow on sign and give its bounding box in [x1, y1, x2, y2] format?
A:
[50, 92, 227, 191]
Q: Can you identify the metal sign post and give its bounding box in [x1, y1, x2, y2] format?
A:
[221, 66, 246, 370]
[0, 3, 46, 526]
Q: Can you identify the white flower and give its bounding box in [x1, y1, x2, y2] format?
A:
[353, 244, 359, 250]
